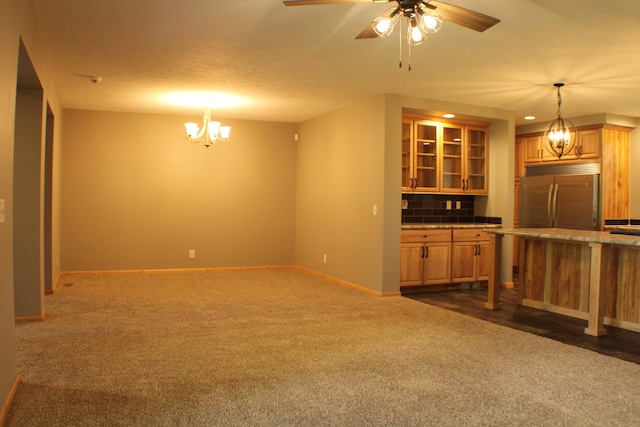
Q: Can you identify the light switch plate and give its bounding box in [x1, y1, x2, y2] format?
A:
[0, 199, 5, 223]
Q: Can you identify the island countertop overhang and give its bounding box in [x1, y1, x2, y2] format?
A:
[483, 227, 640, 247]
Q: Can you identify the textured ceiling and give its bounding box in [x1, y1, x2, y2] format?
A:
[30, 0, 640, 125]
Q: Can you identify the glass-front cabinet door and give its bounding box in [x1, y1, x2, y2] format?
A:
[440, 124, 464, 192]
[401, 120, 413, 191]
[402, 116, 488, 195]
[413, 120, 439, 192]
[466, 127, 488, 193]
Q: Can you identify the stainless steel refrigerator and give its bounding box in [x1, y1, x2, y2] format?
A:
[519, 173, 600, 230]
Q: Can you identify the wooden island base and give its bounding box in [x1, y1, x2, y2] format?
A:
[484, 228, 640, 336]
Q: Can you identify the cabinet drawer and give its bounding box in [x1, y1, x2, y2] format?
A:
[401, 229, 452, 243]
[452, 229, 490, 242]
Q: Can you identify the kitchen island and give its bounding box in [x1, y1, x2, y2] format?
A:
[484, 228, 640, 336]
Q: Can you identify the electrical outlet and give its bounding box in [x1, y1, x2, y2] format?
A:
[323, 254, 327, 264]
[401, 199, 408, 210]
[189, 250, 196, 259]
[456, 201, 461, 210]
[446, 200, 452, 210]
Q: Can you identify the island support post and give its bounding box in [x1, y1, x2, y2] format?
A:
[485, 233, 502, 310]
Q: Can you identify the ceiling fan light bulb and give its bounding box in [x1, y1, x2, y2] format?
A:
[423, 15, 443, 33]
[372, 7, 400, 38]
[374, 18, 392, 36]
[415, 6, 442, 35]
[407, 18, 426, 45]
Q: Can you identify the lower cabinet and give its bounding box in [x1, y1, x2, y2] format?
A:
[451, 229, 490, 282]
[401, 228, 490, 288]
[400, 229, 452, 287]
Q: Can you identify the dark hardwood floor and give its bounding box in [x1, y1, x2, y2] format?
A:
[405, 284, 640, 365]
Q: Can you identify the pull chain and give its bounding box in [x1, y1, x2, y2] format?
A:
[398, 17, 403, 68]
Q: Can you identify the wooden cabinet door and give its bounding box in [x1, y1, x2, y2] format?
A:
[440, 124, 465, 193]
[400, 243, 423, 286]
[523, 136, 543, 163]
[413, 121, 439, 192]
[476, 241, 490, 281]
[514, 137, 524, 180]
[524, 135, 558, 162]
[577, 128, 601, 159]
[401, 120, 413, 191]
[423, 242, 451, 285]
[451, 242, 477, 282]
[465, 127, 488, 194]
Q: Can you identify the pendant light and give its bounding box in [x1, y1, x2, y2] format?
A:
[544, 83, 576, 159]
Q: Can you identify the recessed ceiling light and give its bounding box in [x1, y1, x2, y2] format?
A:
[524, 115, 536, 121]
[443, 113, 455, 118]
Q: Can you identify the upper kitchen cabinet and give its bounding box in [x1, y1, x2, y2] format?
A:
[465, 127, 488, 193]
[403, 116, 488, 195]
[402, 119, 439, 192]
[522, 134, 557, 163]
[523, 128, 600, 163]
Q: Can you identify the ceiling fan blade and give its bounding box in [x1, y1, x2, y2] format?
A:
[355, 23, 380, 39]
[283, 0, 390, 6]
[429, 0, 500, 32]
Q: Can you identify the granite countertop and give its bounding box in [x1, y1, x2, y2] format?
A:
[401, 223, 502, 230]
[485, 227, 640, 247]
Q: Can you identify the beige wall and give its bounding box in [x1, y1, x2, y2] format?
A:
[13, 89, 45, 317]
[60, 110, 298, 271]
[296, 94, 516, 293]
[295, 95, 389, 293]
[0, 0, 64, 417]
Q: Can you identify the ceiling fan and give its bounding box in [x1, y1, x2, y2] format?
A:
[282, 0, 500, 39]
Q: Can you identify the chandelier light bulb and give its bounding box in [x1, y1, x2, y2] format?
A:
[219, 126, 231, 140]
[185, 123, 200, 139]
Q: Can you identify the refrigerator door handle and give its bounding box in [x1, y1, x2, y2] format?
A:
[547, 184, 555, 228]
[551, 183, 559, 228]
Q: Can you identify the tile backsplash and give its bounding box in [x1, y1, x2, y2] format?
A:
[401, 194, 501, 224]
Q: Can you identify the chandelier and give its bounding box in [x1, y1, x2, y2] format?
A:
[544, 83, 576, 159]
[184, 102, 231, 148]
